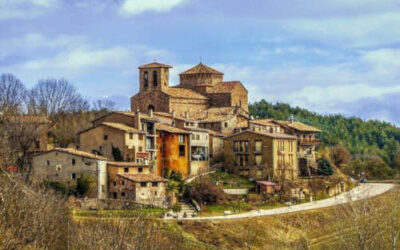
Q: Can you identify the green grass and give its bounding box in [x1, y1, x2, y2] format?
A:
[209, 171, 255, 189]
[73, 208, 167, 218]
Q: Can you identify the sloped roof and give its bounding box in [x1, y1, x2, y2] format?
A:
[250, 119, 278, 127]
[114, 111, 159, 122]
[107, 161, 150, 167]
[276, 121, 321, 132]
[156, 123, 191, 134]
[138, 62, 172, 69]
[164, 87, 208, 100]
[118, 173, 168, 183]
[102, 122, 144, 133]
[180, 63, 223, 75]
[207, 81, 247, 93]
[225, 130, 297, 140]
[36, 148, 107, 160]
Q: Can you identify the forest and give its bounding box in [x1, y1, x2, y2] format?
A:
[249, 100, 400, 179]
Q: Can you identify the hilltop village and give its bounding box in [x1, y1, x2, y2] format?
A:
[28, 62, 343, 209]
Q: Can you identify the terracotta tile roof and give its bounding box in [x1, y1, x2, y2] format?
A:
[163, 87, 208, 100]
[114, 111, 159, 122]
[107, 161, 150, 167]
[156, 123, 191, 134]
[118, 173, 168, 183]
[276, 121, 321, 132]
[207, 81, 247, 93]
[250, 119, 278, 126]
[225, 130, 297, 140]
[179, 63, 223, 75]
[101, 122, 144, 133]
[138, 62, 172, 69]
[36, 148, 107, 160]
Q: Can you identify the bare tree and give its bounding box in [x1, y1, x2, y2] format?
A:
[0, 73, 27, 115]
[29, 79, 89, 117]
[92, 99, 117, 112]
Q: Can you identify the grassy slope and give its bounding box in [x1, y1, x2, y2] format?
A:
[174, 187, 399, 249]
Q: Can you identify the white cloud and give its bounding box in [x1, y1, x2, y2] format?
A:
[0, 0, 58, 19]
[119, 0, 190, 17]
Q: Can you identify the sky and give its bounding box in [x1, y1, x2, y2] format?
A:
[0, 0, 399, 125]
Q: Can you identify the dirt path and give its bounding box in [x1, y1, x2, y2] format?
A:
[167, 183, 394, 221]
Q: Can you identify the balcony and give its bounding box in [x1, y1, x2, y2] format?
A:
[299, 138, 320, 145]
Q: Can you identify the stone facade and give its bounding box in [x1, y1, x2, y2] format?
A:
[130, 62, 250, 134]
[32, 148, 108, 199]
[223, 130, 298, 181]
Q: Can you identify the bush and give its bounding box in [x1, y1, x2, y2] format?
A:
[172, 203, 181, 213]
[112, 146, 123, 161]
[44, 180, 75, 195]
[330, 145, 351, 167]
[318, 158, 334, 176]
[76, 174, 95, 197]
[187, 179, 227, 205]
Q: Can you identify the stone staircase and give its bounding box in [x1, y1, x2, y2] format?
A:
[177, 201, 196, 218]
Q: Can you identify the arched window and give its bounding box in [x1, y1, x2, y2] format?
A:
[143, 71, 148, 88]
[153, 71, 158, 87]
[148, 105, 155, 113]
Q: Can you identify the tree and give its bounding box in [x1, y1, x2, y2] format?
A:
[29, 79, 89, 117]
[318, 158, 334, 176]
[0, 74, 27, 115]
[92, 99, 117, 113]
[330, 144, 351, 167]
[112, 146, 123, 161]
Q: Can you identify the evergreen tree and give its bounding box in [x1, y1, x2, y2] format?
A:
[318, 158, 334, 176]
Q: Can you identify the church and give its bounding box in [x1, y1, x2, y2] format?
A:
[130, 62, 250, 135]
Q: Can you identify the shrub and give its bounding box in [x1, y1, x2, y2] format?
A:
[76, 174, 95, 197]
[318, 158, 334, 176]
[112, 146, 123, 161]
[330, 145, 351, 167]
[187, 179, 227, 205]
[172, 203, 181, 212]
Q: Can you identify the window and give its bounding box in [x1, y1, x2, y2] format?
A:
[289, 141, 294, 152]
[138, 167, 143, 173]
[245, 155, 249, 165]
[234, 141, 239, 152]
[122, 180, 125, 186]
[178, 135, 185, 143]
[144, 71, 148, 88]
[192, 134, 195, 140]
[113, 192, 117, 199]
[179, 145, 185, 156]
[139, 134, 144, 140]
[104, 135, 108, 140]
[152, 182, 158, 187]
[255, 141, 262, 152]
[46, 160, 50, 166]
[196, 134, 200, 140]
[113, 181, 117, 186]
[224, 122, 228, 128]
[289, 155, 294, 165]
[153, 71, 158, 86]
[72, 159, 76, 165]
[121, 192, 125, 197]
[244, 141, 249, 152]
[255, 155, 262, 165]
[124, 167, 129, 173]
[71, 173, 76, 180]
[129, 133, 133, 139]
[35, 140, 40, 149]
[139, 146, 143, 152]
[140, 182, 147, 187]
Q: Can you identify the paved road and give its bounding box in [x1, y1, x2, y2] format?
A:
[167, 183, 394, 221]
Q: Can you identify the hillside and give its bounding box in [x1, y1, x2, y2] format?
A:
[249, 100, 400, 170]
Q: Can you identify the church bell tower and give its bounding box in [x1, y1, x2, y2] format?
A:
[138, 62, 172, 93]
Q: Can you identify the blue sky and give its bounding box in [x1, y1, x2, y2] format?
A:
[1, 0, 400, 125]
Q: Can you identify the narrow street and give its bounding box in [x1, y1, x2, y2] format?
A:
[168, 183, 395, 221]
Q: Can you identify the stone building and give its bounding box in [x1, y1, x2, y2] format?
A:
[32, 148, 108, 199]
[130, 62, 249, 135]
[273, 120, 321, 176]
[106, 161, 167, 207]
[223, 130, 298, 181]
[79, 111, 159, 166]
[155, 123, 191, 177]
